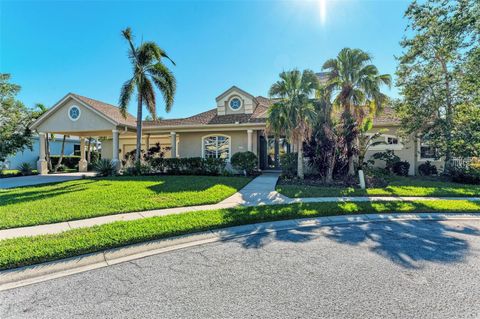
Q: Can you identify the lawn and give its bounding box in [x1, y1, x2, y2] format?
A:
[1, 199, 479, 270]
[0, 175, 252, 229]
[277, 176, 480, 198]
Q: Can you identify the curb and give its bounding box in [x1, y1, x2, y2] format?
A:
[1, 212, 479, 291]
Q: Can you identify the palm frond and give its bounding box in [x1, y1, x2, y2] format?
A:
[119, 78, 135, 118]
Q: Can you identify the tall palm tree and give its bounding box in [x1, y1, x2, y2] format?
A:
[267, 70, 318, 179]
[322, 48, 391, 175]
[119, 27, 176, 163]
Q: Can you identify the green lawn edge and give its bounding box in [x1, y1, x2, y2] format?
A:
[276, 182, 480, 198]
[0, 175, 252, 230]
[1, 200, 479, 270]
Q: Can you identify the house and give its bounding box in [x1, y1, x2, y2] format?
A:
[1, 135, 80, 170]
[29, 86, 443, 175]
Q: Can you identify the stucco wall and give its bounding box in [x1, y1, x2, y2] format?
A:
[178, 130, 258, 160]
[102, 135, 172, 160]
[364, 127, 415, 175]
[36, 98, 115, 133]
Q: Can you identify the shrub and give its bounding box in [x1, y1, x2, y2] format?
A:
[50, 156, 80, 169]
[231, 151, 258, 176]
[94, 159, 117, 176]
[418, 161, 438, 176]
[280, 153, 298, 178]
[450, 165, 480, 185]
[201, 158, 226, 175]
[123, 162, 153, 176]
[392, 161, 410, 176]
[18, 162, 33, 176]
[147, 157, 226, 176]
[372, 151, 400, 172]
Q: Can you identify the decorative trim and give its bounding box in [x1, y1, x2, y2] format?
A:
[68, 105, 81, 122]
[227, 95, 243, 112]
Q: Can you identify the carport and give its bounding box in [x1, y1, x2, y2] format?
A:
[30, 93, 137, 174]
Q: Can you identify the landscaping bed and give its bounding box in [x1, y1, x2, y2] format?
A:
[0, 200, 479, 270]
[0, 175, 251, 229]
[276, 175, 480, 198]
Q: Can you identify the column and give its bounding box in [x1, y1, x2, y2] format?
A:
[247, 129, 253, 152]
[146, 134, 151, 151]
[112, 129, 121, 171]
[170, 132, 177, 158]
[37, 132, 48, 175]
[79, 137, 88, 172]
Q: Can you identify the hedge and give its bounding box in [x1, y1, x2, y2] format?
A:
[148, 157, 226, 175]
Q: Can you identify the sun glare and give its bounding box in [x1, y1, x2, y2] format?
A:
[319, 0, 327, 25]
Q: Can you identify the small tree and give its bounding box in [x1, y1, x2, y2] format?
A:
[267, 69, 318, 179]
[357, 117, 387, 170]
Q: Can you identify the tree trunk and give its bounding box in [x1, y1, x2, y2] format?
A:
[439, 58, 454, 172]
[135, 94, 143, 164]
[325, 151, 335, 184]
[347, 144, 355, 176]
[87, 137, 92, 163]
[297, 137, 304, 179]
[53, 135, 67, 172]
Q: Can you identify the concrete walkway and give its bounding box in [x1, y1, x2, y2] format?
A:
[0, 172, 98, 189]
[0, 172, 479, 240]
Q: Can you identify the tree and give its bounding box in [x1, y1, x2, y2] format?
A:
[119, 27, 176, 163]
[322, 48, 391, 175]
[0, 74, 33, 162]
[267, 70, 318, 179]
[396, 0, 479, 170]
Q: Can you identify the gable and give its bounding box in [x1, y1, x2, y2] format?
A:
[215, 86, 256, 115]
[34, 97, 117, 133]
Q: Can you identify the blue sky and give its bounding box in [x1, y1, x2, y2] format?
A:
[1, 0, 409, 119]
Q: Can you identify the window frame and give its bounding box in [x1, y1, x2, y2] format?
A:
[201, 134, 231, 161]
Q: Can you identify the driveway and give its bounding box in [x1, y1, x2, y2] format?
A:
[1, 219, 480, 318]
[0, 172, 97, 189]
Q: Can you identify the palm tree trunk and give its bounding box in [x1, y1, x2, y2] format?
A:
[54, 135, 67, 172]
[135, 94, 143, 163]
[297, 137, 304, 179]
[347, 150, 355, 176]
[326, 148, 335, 184]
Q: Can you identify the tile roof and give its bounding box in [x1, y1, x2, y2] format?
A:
[71, 93, 137, 127]
[70, 93, 399, 129]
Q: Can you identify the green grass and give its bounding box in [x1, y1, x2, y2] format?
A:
[0, 175, 251, 229]
[277, 176, 480, 198]
[1, 200, 479, 270]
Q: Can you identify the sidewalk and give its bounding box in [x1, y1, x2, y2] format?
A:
[0, 172, 479, 240]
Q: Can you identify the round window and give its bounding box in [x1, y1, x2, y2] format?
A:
[68, 105, 81, 121]
[229, 98, 241, 110]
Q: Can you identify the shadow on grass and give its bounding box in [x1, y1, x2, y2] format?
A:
[223, 201, 480, 269]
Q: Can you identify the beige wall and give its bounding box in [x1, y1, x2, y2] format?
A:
[178, 130, 258, 160]
[102, 135, 172, 160]
[36, 99, 115, 133]
[216, 89, 255, 115]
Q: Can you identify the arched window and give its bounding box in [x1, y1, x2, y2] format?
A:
[202, 135, 231, 160]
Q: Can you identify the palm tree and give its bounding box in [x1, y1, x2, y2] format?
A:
[322, 48, 391, 175]
[357, 117, 387, 170]
[267, 70, 318, 179]
[119, 27, 176, 163]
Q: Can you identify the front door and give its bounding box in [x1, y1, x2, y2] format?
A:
[259, 136, 289, 170]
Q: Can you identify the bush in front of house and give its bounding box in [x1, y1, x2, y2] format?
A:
[418, 161, 438, 176]
[280, 153, 298, 178]
[94, 159, 117, 177]
[18, 162, 33, 176]
[449, 165, 480, 185]
[148, 157, 226, 176]
[392, 161, 410, 176]
[231, 151, 258, 176]
[50, 155, 80, 169]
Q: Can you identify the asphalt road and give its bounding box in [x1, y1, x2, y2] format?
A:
[2, 219, 480, 318]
